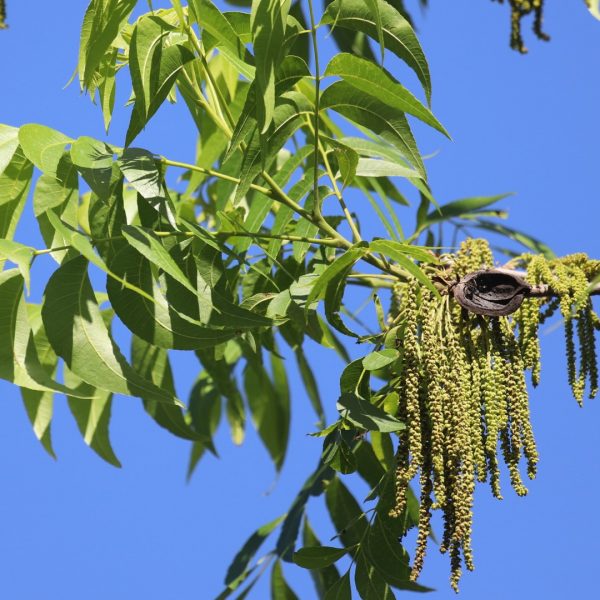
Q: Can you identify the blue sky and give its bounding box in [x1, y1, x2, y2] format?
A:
[0, 1, 599, 599]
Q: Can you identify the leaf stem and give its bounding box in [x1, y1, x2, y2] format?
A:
[307, 0, 322, 220]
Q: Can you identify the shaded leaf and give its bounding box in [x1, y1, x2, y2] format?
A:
[64, 366, 122, 467]
[42, 256, 182, 406]
[271, 560, 299, 600]
[324, 571, 352, 600]
[0, 270, 94, 398]
[225, 515, 285, 588]
[337, 393, 406, 433]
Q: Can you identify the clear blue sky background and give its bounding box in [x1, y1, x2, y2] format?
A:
[1, 1, 599, 599]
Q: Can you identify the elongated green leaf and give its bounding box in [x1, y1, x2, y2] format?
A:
[0, 240, 34, 292]
[0, 270, 94, 398]
[0, 145, 33, 246]
[473, 219, 555, 258]
[325, 54, 447, 137]
[294, 348, 325, 423]
[337, 393, 405, 433]
[251, 0, 291, 133]
[225, 515, 285, 587]
[362, 349, 399, 371]
[97, 48, 118, 132]
[132, 335, 204, 441]
[324, 571, 352, 600]
[18, 124, 72, 176]
[64, 366, 122, 467]
[0, 124, 20, 173]
[70, 136, 117, 198]
[322, 0, 431, 103]
[78, 0, 137, 90]
[306, 244, 369, 307]
[244, 356, 289, 471]
[21, 304, 59, 459]
[321, 136, 359, 189]
[293, 546, 349, 570]
[189, 0, 254, 80]
[302, 518, 342, 598]
[325, 477, 368, 548]
[271, 561, 299, 600]
[42, 256, 181, 406]
[275, 462, 333, 560]
[117, 147, 177, 226]
[107, 245, 234, 349]
[235, 91, 313, 203]
[226, 56, 310, 161]
[321, 82, 425, 179]
[420, 194, 512, 228]
[356, 158, 420, 179]
[355, 551, 395, 600]
[369, 239, 439, 296]
[122, 225, 197, 293]
[32, 154, 79, 264]
[126, 14, 195, 144]
[365, 517, 433, 592]
[187, 372, 223, 479]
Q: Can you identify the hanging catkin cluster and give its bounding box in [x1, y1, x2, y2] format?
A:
[493, 0, 550, 53]
[387, 238, 600, 591]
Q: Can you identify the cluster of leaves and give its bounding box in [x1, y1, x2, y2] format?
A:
[2, 1, 597, 598]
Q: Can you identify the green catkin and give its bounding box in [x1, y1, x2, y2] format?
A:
[387, 239, 599, 591]
[422, 294, 448, 506]
[390, 282, 422, 518]
[410, 451, 434, 581]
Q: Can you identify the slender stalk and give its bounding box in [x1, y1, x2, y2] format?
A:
[216, 231, 342, 247]
[307, 0, 322, 220]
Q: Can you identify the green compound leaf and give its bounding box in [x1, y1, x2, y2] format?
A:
[324, 54, 448, 137]
[322, 0, 431, 103]
[42, 256, 182, 406]
[321, 82, 425, 179]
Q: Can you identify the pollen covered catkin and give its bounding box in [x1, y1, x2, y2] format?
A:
[387, 239, 599, 591]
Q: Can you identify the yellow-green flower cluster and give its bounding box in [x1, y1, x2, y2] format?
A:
[388, 239, 599, 591]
